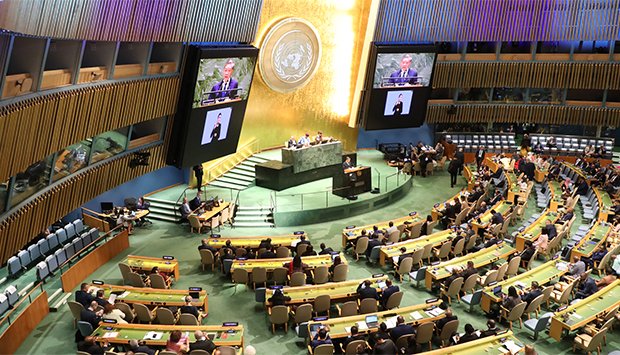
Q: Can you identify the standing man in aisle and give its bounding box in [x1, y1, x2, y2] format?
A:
[448, 157, 460, 188]
[193, 164, 204, 191]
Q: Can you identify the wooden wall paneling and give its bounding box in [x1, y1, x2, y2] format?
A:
[0, 290, 49, 354]
[0, 77, 179, 181]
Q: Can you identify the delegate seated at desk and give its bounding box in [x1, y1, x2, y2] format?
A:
[298, 133, 311, 148]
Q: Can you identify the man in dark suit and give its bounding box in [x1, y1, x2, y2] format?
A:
[93, 289, 107, 307]
[198, 238, 218, 255]
[80, 300, 103, 328]
[475, 146, 486, 168]
[454, 147, 465, 175]
[77, 336, 107, 355]
[342, 325, 366, 350]
[543, 219, 557, 240]
[128, 339, 156, 355]
[208, 59, 239, 101]
[259, 247, 277, 259]
[448, 158, 460, 188]
[318, 243, 334, 255]
[388, 54, 418, 86]
[479, 319, 500, 338]
[459, 261, 478, 281]
[435, 308, 458, 333]
[190, 330, 216, 354]
[490, 209, 504, 225]
[357, 280, 379, 300]
[193, 164, 204, 191]
[189, 192, 204, 211]
[180, 296, 203, 321]
[521, 281, 543, 306]
[258, 238, 273, 250]
[75, 283, 94, 307]
[380, 279, 399, 308]
[390, 316, 415, 340]
[365, 235, 383, 258]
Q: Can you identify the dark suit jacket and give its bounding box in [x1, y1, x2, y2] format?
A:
[210, 123, 221, 141]
[389, 68, 418, 85]
[522, 289, 542, 305]
[134, 345, 156, 355]
[480, 328, 499, 338]
[392, 101, 403, 115]
[208, 79, 239, 100]
[458, 333, 479, 344]
[436, 315, 458, 331]
[190, 338, 216, 354]
[75, 290, 93, 308]
[357, 284, 379, 300]
[189, 196, 202, 211]
[381, 285, 400, 305]
[259, 251, 277, 259]
[77, 341, 105, 355]
[80, 308, 101, 328]
[390, 324, 415, 340]
[180, 305, 200, 319]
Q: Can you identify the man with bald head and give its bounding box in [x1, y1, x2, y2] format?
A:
[190, 330, 216, 353]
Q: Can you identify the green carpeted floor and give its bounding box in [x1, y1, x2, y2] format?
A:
[15, 169, 620, 354]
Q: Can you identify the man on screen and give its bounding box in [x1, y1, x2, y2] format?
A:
[208, 59, 239, 101]
[388, 54, 418, 86]
[210, 114, 222, 141]
[392, 94, 404, 116]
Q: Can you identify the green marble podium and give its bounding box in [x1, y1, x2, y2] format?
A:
[282, 141, 342, 173]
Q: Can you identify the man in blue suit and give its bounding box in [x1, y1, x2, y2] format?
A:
[380, 279, 399, 309]
[388, 54, 418, 86]
[208, 59, 239, 101]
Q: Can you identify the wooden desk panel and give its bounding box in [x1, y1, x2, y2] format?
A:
[0, 291, 49, 355]
[549, 280, 620, 341]
[206, 233, 306, 249]
[230, 253, 347, 273]
[514, 210, 558, 251]
[571, 221, 611, 260]
[93, 323, 243, 351]
[197, 202, 230, 222]
[379, 230, 454, 266]
[123, 255, 180, 280]
[264, 276, 388, 308]
[480, 260, 567, 313]
[99, 284, 208, 312]
[423, 331, 522, 354]
[341, 214, 422, 247]
[425, 243, 515, 290]
[306, 302, 443, 339]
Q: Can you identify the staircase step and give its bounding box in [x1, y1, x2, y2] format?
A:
[233, 221, 275, 228]
[234, 216, 274, 222]
[235, 164, 256, 173]
[145, 197, 182, 206]
[149, 206, 178, 216]
[246, 156, 270, 164]
[226, 172, 255, 182]
[208, 181, 246, 190]
[229, 168, 255, 178]
[235, 210, 273, 216]
[240, 161, 261, 167]
[149, 214, 180, 222]
[215, 176, 252, 186]
[238, 206, 273, 211]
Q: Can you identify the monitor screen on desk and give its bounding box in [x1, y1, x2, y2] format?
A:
[100, 202, 114, 212]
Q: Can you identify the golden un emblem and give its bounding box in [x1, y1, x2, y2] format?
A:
[259, 18, 321, 93]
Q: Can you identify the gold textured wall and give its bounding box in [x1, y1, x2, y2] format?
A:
[240, 0, 373, 151]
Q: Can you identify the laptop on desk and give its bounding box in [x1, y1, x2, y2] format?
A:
[365, 315, 379, 328]
[492, 285, 504, 297]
